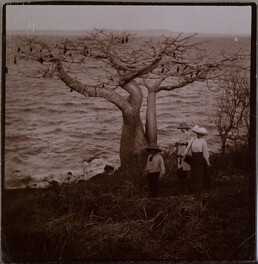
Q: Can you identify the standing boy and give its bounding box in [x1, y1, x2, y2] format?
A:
[145, 144, 165, 197]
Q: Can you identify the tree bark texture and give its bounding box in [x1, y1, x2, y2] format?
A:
[145, 91, 158, 144]
[120, 112, 147, 170]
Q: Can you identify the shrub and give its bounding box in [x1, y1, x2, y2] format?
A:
[210, 142, 249, 175]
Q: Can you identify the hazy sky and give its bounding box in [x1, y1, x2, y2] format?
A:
[6, 5, 251, 35]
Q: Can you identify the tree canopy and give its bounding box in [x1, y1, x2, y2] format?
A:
[12, 30, 250, 168]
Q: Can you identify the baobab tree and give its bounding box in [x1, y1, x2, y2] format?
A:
[13, 30, 248, 171]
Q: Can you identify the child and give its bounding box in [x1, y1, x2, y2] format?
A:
[145, 144, 165, 197]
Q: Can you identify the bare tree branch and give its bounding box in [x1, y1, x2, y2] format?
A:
[52, 59, 133, 115]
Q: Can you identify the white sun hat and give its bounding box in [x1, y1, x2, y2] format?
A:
[192, 125, 208, 135]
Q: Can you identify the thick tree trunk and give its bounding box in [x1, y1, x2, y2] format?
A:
[119, 80, 148, 172]
[145, 91, 158, 144]
[54, 60, 148, 172]
[120, 112, 147, 170]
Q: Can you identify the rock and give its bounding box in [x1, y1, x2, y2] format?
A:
[83, 158, 116, 178]
[104, 164, 115, 174]
[83, 157, 106, 178]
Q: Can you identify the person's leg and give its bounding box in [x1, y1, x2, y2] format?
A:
[148, 172, 159, 197]
[147, 173, 153, 195]
[153, 173, 160, 196]
[182, 170, 188, 194]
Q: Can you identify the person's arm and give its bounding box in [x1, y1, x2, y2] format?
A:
[145, 155, 151, 173]
[159, 155, 166, 177]
[183, 137, 194, 156]
[202, 140, 211, 166]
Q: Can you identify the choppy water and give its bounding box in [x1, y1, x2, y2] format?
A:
[4, 35, 250, 188]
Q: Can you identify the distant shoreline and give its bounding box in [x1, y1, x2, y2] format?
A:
[5, 29, 251, 38]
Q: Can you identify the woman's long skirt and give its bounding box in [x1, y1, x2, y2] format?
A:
[190, 152, 210, 191]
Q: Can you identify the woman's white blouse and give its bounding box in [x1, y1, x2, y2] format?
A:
[185, 137, 210, 163]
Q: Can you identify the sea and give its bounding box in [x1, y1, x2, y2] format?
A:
[4, 34, 251, 188]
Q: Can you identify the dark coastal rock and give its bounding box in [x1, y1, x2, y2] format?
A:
[104, 164, 115, 174]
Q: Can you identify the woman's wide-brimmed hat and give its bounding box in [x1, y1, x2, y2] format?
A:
[192, 125, 208, 135]
[145, 143, 162, 152]
[177, 122, 190, 129]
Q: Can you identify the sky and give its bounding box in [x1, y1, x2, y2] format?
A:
[6, 5, 252, 35]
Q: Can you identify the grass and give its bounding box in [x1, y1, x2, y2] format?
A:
[2, 145, 255, 262]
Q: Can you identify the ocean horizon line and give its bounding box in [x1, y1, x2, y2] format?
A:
[6, 29, 251, 38]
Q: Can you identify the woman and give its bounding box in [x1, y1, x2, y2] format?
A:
[175, 122, 191, 192]
[184, 125, 211, 192]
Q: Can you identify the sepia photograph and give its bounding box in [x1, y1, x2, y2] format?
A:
[2, 2, 256, 262]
